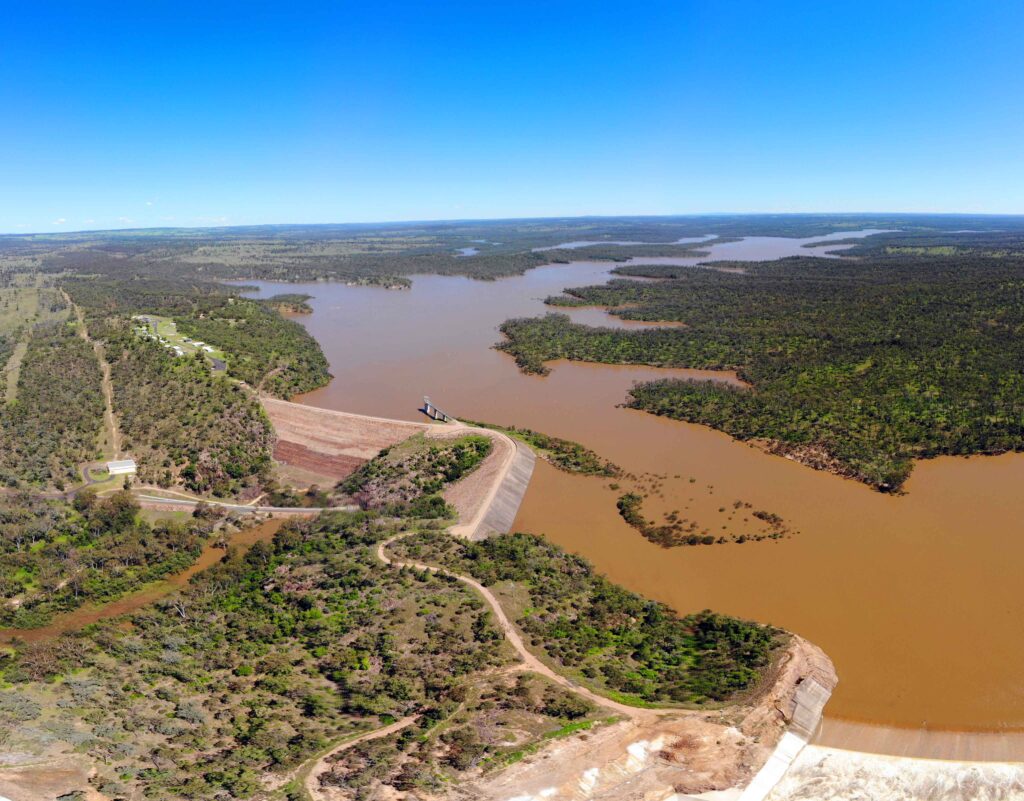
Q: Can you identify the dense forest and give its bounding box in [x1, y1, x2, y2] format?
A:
[0, 491, 213, 628]
[0, 513, 512, 799]
[390, 531, 780, 705]
[835, 228, 1024, 259]
[0, 323, 104, 488]
[105, 324, 274, 495]
[0, 511, 782, 799]
[498, 253, 1024, 490]
[64, 278, 330, 398]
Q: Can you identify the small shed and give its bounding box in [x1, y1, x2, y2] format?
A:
[107, 459, 137, 476]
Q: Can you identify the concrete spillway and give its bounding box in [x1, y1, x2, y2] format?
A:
[470, 438, 536, 540]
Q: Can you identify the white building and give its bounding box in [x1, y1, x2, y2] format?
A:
[106, 459, 137, 476]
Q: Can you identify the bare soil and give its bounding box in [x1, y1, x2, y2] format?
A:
[0, 755, 105, 801]
[263, 397, 428, 481]
[451, 637, 835, 800]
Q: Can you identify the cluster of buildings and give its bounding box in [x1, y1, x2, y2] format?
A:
[132, 314, 184, 356]
[187, 339, 216, 354]
[131, 315, 216, 359]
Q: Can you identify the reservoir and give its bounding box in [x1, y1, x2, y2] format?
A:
[242, 232, 1024, 736]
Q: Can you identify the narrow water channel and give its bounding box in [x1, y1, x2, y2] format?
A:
[0, 519, 283, 644]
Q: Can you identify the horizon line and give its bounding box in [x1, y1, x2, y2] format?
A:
[4, 210, 1024, 239]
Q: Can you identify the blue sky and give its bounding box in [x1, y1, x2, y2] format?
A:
[2, 1, 1023, 233]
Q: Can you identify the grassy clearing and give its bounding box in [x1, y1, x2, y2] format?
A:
[3, 341, 27, 402]
[138, 508, 193, 525]
[0, 279, 68, 403]
[132, 314, 228, 364]
[0, 284, 40, 335]
[86, 471, 126, 495]
[481, 716, 615, 770]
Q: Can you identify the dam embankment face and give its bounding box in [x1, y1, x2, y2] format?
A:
[243, 234, 1024, 736]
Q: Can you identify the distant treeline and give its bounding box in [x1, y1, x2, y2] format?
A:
[6, 214, 1021, 288]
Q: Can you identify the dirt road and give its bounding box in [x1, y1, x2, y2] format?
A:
[377, 533, 677, 721]
[303, 715, 420, 801]
[375, 532, 837, 801]
[65, 291, 120, 459]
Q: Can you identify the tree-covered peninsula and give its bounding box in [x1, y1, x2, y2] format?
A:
[498, 253, 1024, 490]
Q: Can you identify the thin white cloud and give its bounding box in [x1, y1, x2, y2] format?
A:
[145, 201, 153, 206]
[84, 219, 95, 224]
[118, 216, 134, 224]
[52, 217, 66, 225]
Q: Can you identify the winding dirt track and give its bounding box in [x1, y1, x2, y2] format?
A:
[303, 715, 420, 801]
[302, 531, 682, 801]
[377, 533, 675, 721]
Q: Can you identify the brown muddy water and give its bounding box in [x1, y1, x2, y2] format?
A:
[0, 519, 283, 644]
[241, 231, 1024, 734]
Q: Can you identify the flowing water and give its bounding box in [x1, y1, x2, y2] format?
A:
[0, 519, 283, 644]
[240, 231, 1024, 735]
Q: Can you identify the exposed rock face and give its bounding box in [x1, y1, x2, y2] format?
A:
[450, 637, 837, 801]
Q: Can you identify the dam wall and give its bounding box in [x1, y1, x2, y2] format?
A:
[262, 398, 535, 539]
[263, 397, 429, 481]
[475, 440, 535, 539]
